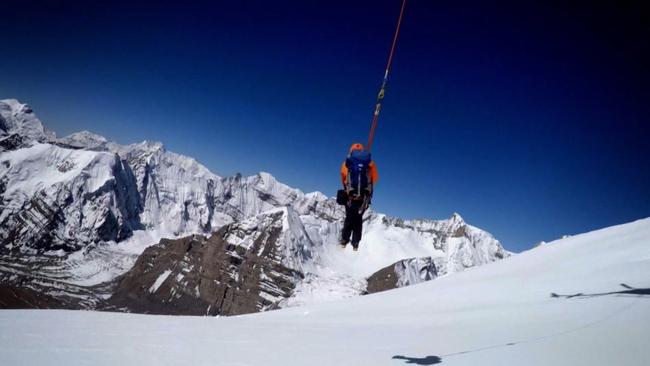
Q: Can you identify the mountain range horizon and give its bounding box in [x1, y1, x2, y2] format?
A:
[0, 97, 510, 314]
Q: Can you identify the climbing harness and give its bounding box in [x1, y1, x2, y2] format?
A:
[366, 0, 407, 152]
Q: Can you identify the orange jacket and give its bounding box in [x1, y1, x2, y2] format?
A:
[340, 143, 378, 187]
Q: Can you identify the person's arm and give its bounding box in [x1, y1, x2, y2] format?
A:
[369, 161, 379, 184]
[340, 161, 348, 188]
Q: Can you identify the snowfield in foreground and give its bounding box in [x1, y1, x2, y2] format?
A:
[2, 218, 649, 366]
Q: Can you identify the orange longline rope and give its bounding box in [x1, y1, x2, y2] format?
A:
[367, 0, 407, 152]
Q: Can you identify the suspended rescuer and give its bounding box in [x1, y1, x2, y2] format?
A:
[337, 143, 378, 251]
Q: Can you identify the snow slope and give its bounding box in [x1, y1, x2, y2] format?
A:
[1, 217, 648, 366]
[1, 143, 114, 198]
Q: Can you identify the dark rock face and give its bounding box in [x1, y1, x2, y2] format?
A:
[0, 133, 28, 151]
[366, 257, 438, 295]
[366, 264, 399, 294]
[109, 222, 303, 316]
[0, 208, 311, 316]
[0, 286, 65, 309]
[0, 253, 110, 309]
[0, 194, 68, 252]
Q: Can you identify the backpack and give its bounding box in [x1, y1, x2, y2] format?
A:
[346, 149, 372, 196]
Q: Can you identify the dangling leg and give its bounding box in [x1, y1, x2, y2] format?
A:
[340, 204, 353, 247]
[351, 208, 363, 250]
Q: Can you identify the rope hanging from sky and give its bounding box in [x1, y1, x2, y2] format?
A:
[366, 0, 407, 152]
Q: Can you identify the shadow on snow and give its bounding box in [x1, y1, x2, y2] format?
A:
[393, 283, 648, 364]
[392, 355, 442, 365]
[551, 283, 650, 299]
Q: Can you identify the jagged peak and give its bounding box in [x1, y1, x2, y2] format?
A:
[449, 212, 465, 224]
[305, 191, 328, 201]
[254, 171, 278, 187]
[123, 140, 165, 155]
[58, 130, 109, 149]
[258, 171, 275, 180]
[254, 172, 330, 202]
[135, 140, 164, 150]
[64, 130, 107, 142]
[248, 172, 299, 198]
[0, 98, 54, 142]
[0, 98, 30, 113]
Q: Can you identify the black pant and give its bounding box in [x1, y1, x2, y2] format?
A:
[342, 199, 365, 245]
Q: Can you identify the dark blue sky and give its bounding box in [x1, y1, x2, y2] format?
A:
[2, 0, 649, 251]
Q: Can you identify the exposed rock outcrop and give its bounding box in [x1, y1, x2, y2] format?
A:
[367, 257, 438, 294]
[110, 208, 308, 315]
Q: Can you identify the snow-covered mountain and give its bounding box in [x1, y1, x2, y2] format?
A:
[0, 99, 54, 150]
[0, 98, 510, 313]
[2, 217, 649, 366]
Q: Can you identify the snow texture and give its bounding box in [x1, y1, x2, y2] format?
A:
[1, 217, 648, 365]
[148, 269, 172, 294]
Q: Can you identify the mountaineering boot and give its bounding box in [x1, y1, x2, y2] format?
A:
[352, 242, 359, 251]
[339, 239, 349, 248]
